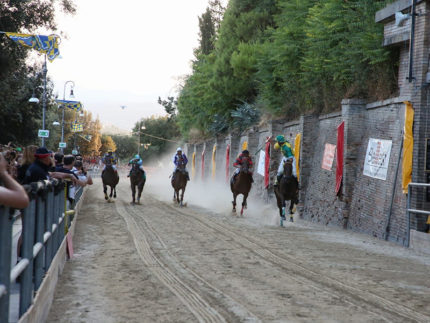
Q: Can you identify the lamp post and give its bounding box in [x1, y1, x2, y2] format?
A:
[28, 57, 47, 146]
[136, 122, 146, 155]
[61, 81, 75, 152]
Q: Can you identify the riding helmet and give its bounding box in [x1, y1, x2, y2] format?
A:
[276, 135, 285, 143]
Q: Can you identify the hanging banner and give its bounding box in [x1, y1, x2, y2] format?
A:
[322, 143, 336, 171]
[56, 100, 82, 111]
[402, 101, 414, 194]
[257, 150, 266, 176]
[225, 144, 230, 182]
[363, 138, 392, 180]
[192, 151, 196, 180]
[201, 149, 205, 179]
[71, 122, 83, 133]
[212, 144, 217, 179]
[242, 141, 248, 151]
[336, 122, 344, 194]
[264, 139, 271, 188]
[5, 32, 60, 62]
[294, 134, 301, 181]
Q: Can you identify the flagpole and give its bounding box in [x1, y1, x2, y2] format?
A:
[42, 54, 47, 147]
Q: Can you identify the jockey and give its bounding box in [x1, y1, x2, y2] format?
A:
[274, 135, 297, 186]
[172, 147, 190, 181]
[127, 154, 145, 177]
[232, 150, 254, 183]
[102, 149, 118, 173]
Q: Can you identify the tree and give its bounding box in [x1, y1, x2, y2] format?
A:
[198, 8, 216, 55]
[111, 135, 138, 161]
[157, 96, 177, 118]
[0, 0, 76, 146]
[100, 135, 116, 155]
[133, 116, 180, 162]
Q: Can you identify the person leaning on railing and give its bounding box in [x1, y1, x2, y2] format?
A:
[0, 152, 29, 209]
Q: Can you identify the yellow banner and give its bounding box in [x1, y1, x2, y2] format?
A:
[212, 145, 217, 179]
[402, 101, 414, 194]
[192, 152, 196, 180]
[294, 133, 301, 181]
[242, 141, 248, 151]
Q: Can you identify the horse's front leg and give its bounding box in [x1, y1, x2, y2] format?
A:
[241, 193, 248, 216]
[180, 188, 185, 206]
[232, 193, 237, 213]
[110, 186, 113, 198]
[113, 186, 117, 198]
[137, 184, 143, 204]
[176, 189, 180, 204]
[131, 183, 136, 204]
[103, 184, 108, 200]
[289, 200, 294, 222]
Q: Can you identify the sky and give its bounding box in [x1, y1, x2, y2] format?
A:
[47, 0, 216, 132]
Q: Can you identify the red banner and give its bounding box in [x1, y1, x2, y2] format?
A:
[201, 149, 205, 179]
[264, 139, 271, 188]
[336, 122, 344, 194]
[226, 144, 230, 182]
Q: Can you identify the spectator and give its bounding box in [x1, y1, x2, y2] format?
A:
[17, 145, 37, 184]
[54, 152, 64, 170]
[74, 160, 93, 185]
[56, 155, 85, 207]
[0, 153, 29, 209]
[23, 147, 77, 184]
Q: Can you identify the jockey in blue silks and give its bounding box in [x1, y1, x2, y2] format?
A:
[127, 154, 145, 177]
[172, 147, 190, 181]
[102, 149, 118, 174]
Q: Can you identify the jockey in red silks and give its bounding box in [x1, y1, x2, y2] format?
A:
[232, 149, 254, 183]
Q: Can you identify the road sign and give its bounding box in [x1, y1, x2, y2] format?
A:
[59, 142, 67, 148]
[72, 149, 78, 155]
[38, 129, 49, 138]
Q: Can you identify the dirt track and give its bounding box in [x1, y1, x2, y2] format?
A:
[48, 178, 430, 322]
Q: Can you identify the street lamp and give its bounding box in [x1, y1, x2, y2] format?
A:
[136, 122, 146, 155]
[60, 80, 75, 152]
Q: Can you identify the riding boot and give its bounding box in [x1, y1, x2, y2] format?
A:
[186, 173, 190, 181]
[251, 176, 254, 183]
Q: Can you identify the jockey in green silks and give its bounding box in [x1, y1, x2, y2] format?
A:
[127, 154, 145, 178]
[274, 135, 297, 186]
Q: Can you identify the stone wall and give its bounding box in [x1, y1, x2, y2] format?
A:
[190, 97, 410, 245]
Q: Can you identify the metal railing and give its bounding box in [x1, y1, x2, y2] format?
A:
[406, 182, 430, 247]
[0, 180, 83, 323]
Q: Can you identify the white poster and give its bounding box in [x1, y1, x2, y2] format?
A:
[363, 138, 392, 180]
[257, 150, 266, 176]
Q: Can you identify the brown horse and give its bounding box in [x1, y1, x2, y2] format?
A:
[171, 160, 187, 206]
[102, 164, 119, 202]
[130, 163, 146, 204]
[274, 159, 299, 226]
[230, 156, 252, 215]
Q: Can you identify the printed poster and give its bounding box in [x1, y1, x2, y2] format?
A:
[322, 143, 336, 171]
[257, 150, 266, 176]
[363, 138, 392, 180]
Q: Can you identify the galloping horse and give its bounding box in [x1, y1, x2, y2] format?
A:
[274, 159, 299, 226]
[171, 159, 187, 206]
[102, 164, 119, 202]
[130, 163, 146, 204]
[231, 156, 252, 215]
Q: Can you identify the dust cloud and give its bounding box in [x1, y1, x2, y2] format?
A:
[143, 149, 282, 227]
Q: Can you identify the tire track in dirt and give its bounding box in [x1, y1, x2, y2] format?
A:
[114, 199, 227, 323]
[122, 200, 261, 323]
[148, 194, 429, 323]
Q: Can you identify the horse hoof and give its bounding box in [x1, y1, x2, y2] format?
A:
[104, 196, 108, 200]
